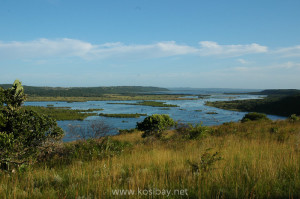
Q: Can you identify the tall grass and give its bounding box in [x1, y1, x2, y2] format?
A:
[0, 120, 299, 198]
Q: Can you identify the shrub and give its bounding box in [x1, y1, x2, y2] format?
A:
[0, 80, 64, 170]
[241, 112, 269, 123]
[136, 114, 175, 138]
[38, 137, 131, 166]
[288, 114, 299, 122]
[118, 128, 137, 134]
[176, 123, 210, 139]
[187, 148, 222, 175]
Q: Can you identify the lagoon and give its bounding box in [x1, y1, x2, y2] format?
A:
[24, 89, 285, 141]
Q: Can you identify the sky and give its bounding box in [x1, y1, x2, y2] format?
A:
[1, 0, 300, 89]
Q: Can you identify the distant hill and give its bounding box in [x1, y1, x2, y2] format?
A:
[0, 84, 169, 97]
[249, 89, 300, 97]
[206, 90, 300, 116]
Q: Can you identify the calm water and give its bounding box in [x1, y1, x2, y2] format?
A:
[24, 88, 286, 141]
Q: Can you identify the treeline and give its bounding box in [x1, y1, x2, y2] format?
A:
[248, 89, 300, 97]
[0, 84, 168, 97]
[206, 93, 300, 116]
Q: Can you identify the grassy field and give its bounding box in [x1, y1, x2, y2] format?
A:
[26, 94, 196, 102]
[24, 106, 99, 120]
[0, 119, 299, 198]
[108, 101, 179, 107]
[99, 113, 147, 118]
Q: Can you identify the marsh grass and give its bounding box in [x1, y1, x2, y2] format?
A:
[108, 101, 179, 107]
[1, 120, 300, 198]
[27, 94, 195, 102]
[99, 113, 147, 118]
[24, 106, 98, 120]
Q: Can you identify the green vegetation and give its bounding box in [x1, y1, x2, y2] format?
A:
[136, 114, 175, 138]
[1, 116, 300, 198]
[118, 128, 139, 134]
[1, 82, 300, 198]
[0, 84, 200, 102]
[26, 94, 193, 102]
[159, 107, 171, 110]
[0, 84, 168, 97]
[0, 80, 63, 170]
[109, 100, 179, 107]
[241, 112, 270, 122]
[206, 92, 300, 116]
[248, 89, 300, 96]
[99, 113, 147, 118]
[24, 106, 98, 121]
[80, 108, 104, 112]
[289, 114, 300, 122]
[206, 111, 218, 114]
[175, 123, 210, 139]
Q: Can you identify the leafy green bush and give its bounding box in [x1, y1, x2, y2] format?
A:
[241, 112, 269, 123]
[136, 114, 175, 138]
[0, 80, 64, 170]
[288, 114, 299, 122]
[176, 123, 210, 139]
[118, 128, 138, 134]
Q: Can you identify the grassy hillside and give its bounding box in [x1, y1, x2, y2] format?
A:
[248, 89, 300, 96]
[207, 89, 300, 116]
[1, 119, 299, 198]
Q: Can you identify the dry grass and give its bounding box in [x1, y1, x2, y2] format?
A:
[1, 120, 300, 198]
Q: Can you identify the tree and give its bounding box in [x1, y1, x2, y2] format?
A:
[0, 80, 64, 170]
[136, 114, 175, 138]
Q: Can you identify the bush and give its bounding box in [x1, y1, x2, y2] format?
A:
[38, 137, 131, 166]
[0, 80, 64, 170]
[176, 123, 210, 139]
[241, 112, 269, 123]
[118, 128, 138, 134]
[288, 114, 299, 122]
[136, 114, 175, 138]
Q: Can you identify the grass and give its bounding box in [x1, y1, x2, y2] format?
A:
[99, 113, 147, 118]
[206, 111, 218, 114]
[1, 119, 300, 198]
[108, 101, 179, 107]
[24, 106, 98, 120]
[26, 94, 197, 102]
[80, 108, 104, 112]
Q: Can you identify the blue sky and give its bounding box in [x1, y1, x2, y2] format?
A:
[1, 0, 300, 88]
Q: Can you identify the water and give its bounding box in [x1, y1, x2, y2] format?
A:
[24, 88, 285, 141]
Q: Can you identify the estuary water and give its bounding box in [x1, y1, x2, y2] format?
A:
[24, 88, 286, 141]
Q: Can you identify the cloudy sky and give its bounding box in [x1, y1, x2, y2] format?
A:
[1, 0, 300, 88]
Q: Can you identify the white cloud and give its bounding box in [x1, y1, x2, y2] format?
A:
[0, 38, 268, 60]
[237, 58, 249, 64]
[273, 45, 300, 57]
[90, 41, 198, 59]
[228, 61, 300, 74]
[198, 41, 268, 57]
[0, 38, 94, 59]
[270, 61, 300, 69]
